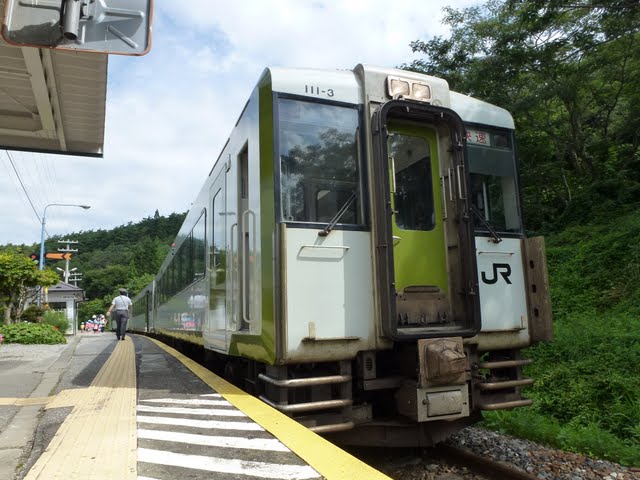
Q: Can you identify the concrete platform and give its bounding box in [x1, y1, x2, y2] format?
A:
[0, 333, 391, 480]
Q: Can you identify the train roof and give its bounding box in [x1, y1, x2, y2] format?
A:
[261, 65, 515, 130]
[449, 91, 515, 130]
[263, 66, 360, 104]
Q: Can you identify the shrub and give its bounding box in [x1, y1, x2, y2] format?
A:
[0, 322, 66, 344]
[21, 305, 44, 323]
[42, 310, 69, 334]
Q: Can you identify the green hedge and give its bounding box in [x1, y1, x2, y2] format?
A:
[42, 310, 70, 334]
[0, 322, 66, 344]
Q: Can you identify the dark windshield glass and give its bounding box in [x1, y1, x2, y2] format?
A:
[467, 128, 521, 233]
[278, 98, 362, 225]
[389, 133, 434, 231]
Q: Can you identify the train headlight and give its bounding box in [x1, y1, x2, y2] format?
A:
[387, 77, 410, 98]
[387, 76, 432, 102]
[412, 82, 431, 101]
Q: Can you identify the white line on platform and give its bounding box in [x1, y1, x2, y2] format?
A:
[137, 415, 264, 431]
[200, 393, 221, 397]
[138, 448, 320, 480]
[137, 405, 246, 417]
[137, 476, 161, 480]
[139, 398, 231, 407]
[137, 428, 290, 452]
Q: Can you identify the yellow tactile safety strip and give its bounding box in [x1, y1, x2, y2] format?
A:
[148, 337, 392, 480]
[0, 397, 52, 406]
[25, 337, 137, 480]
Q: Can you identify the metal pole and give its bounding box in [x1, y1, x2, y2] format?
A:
[63, 0, 82, 41]
[36, 204, 90, 306]
[37, 205, 48, 306]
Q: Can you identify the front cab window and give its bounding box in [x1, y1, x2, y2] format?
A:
[278, 98, 363, 227]
[467, 128, 521, 234]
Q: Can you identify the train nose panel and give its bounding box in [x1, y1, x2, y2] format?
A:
[394, 337, 471, 423]
[419, 338, 468, 387]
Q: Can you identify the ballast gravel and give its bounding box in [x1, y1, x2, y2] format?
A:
[365, 426, 638, 479]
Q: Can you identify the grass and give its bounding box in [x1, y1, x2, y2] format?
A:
[483, 210, 640, 467]
[483, 409, 640, 466]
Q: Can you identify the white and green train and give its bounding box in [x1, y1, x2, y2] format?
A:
[130, 64, 552, 446]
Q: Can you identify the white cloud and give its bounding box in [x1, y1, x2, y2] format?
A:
[1, 0, 481, 245]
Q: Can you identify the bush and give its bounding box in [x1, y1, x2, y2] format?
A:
[0, 323, 66, 344]
[42, 310, 70, 333]
[21, 305, 44, 323]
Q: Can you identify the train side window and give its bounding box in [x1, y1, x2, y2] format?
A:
[211, 188, 226, 288]
[192, 212, 206, 280]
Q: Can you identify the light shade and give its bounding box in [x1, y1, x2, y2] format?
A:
[387, 77, 410, 98]
[412, 82, 431, 101]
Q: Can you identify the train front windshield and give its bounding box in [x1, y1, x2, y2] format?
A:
[467, 128, 522, 234]
[278, 98, 364, 227]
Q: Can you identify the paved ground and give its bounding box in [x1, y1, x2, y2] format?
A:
[0, 333, 114, 480]
[0, 333, 390, 480]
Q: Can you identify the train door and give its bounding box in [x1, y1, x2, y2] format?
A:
[236, 144, 253, 332]
[208, 169, 227, 351]
[387, 123, 448, 294]
[372, 100, 479, 340]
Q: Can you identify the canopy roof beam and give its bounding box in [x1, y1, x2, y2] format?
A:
[20, 46, 67, 151]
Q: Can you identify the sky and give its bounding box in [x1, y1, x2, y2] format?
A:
[0, 0, 480, 246]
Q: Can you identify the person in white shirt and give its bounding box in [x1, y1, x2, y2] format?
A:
[106, 288, 132, 341]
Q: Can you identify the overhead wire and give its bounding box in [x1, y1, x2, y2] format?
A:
[34, 152, 58, 209]
[33, 153, 50, 204]
[3, 150, 53, 239]
[4, 150, 42, 224]
[18, 151, 47, 215]
[1, 152, 31, 213]
[44, 153, 61, 204]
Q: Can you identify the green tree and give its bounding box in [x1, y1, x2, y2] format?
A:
[78, 298, 109, 325]
[127, 273, 155, 298]
[83, 265, 129, 299]
[0, 251, 59, 324]
[404, 0, 640, 231]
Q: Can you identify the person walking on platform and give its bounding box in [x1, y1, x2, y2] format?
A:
[106, 288, 132, 341]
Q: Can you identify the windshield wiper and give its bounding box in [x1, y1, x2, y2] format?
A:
[471, 205, 502, 243]
[318, 191, 358, 237]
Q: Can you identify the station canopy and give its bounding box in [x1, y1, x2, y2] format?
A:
[0, 0, 107, 157]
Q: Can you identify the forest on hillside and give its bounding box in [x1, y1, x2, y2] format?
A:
[403, 0, 639, 464]
[0, 210, 186, 316]
[405, 0, 640, 234]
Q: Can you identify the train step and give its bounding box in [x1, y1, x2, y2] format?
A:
[258, 360, 355, 433]
[475, 354, 534, 411]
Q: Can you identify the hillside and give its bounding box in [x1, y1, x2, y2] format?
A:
[486, 205, 640, 466]
[1, 211, 186, 308]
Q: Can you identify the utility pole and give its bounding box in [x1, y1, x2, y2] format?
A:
[58, 240, 79, 283]
[68, 272, 83, 286]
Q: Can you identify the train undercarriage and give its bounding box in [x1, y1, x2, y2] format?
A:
[151, 331, 533, 447]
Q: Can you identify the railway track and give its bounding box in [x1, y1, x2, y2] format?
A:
[433, 444, 538, 480]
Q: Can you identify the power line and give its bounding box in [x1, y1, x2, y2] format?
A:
[19, 152, 47, 216]
[4, 149, 42, 225]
